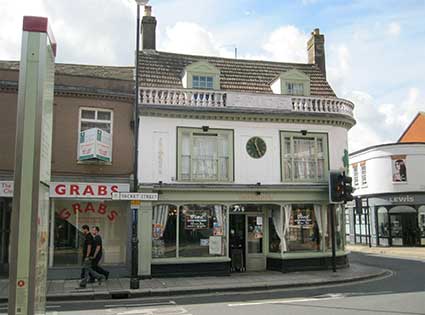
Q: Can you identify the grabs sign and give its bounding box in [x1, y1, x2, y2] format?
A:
[57, 202, 119, 222]
[50, 182, 129, 198]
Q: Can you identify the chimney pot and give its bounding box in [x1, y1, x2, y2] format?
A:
[141, 7, 157, 50]
[144, 5, 152, 17]
[307, 28, 326, 78]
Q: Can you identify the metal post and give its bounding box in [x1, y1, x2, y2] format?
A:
[330, 204, 337, 272]
[130, 3, 141, 290]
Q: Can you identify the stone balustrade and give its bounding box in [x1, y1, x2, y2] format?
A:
[140, 88, 226, 107]
[292, 96, 354, 117]
[139, 87, 354, 118]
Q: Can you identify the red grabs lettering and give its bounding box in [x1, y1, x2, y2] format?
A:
[57, 203, 118, 223]
[55, 184, 66, 195]
[70, 185, 80, 196]
[82, 185, 94, 196]
[107, 210, 118, 222]
[59, 208, 71, 220]
[111, 185, 118, 193]
[98, 185, 107, 196]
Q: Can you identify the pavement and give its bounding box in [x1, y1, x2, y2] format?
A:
[0, 262, 388, 302]
[346, 244, 425, 260]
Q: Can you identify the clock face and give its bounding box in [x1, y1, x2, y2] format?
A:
[246, 137, 267, 159]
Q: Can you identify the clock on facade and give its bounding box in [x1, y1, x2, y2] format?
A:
[246, 137, 267, 159]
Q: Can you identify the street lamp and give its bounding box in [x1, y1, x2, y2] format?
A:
[130, 0, 149, 290]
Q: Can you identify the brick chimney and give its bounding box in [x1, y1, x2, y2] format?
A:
[141, 5, 157, 50]
[307, 28, 326, 78]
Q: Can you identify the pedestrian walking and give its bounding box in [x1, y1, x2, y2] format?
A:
[79, 225, 105, 288]
[91, 226, 110, 280]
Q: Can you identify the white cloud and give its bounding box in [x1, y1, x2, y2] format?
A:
[327, 44, 351, 95]
[160, 22, 234, 57]
[347, 88, 425, 152]
[387, 22, 401, 36]
[262, 26, 308, 63]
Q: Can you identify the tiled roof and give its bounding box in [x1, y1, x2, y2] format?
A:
[138, 50, 336, 97]
[0, 61, 133, 81]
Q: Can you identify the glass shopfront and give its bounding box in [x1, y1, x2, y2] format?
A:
[53, 200, 129, 266]
[152, 204, 227, 259]
[375, 204, 423, 246]
[0, 198, 11, 276]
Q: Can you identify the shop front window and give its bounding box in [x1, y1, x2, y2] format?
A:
[377, 207, 389, 238]
[269, 207, 282, 253]
[325, 205, 344, 250]
[53, 200, 128, 266]
[390, 214, 404, 245]
[152, 205, 177, 258]
[179, 205, 227, 257]
[419, 206, 425, 244]
[287, 204, 320, 251]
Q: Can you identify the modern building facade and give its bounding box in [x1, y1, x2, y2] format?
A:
[347, 114, 425, 247]
[0, 61, 135, 278]
[135, 10, 356, 277]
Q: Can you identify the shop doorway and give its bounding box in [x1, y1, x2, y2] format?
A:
[229, 205, 266, 272]
[0, 198, 11, 277]
[389, 206, 419, 246]
[229, 214, 245, 271]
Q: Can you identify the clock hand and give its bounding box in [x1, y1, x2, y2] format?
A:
[254, 138, 261, 156]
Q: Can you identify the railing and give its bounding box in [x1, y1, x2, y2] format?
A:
[140, 88, 226, 107]
[139, 87, 354, 118]
[292, 96, 354, 117]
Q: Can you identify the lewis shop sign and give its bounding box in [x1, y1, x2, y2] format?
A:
[51, 182, 130, 198]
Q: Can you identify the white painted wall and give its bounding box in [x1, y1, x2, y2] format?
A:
[139, 116, 348, 184]
[350, 143, 425, 195]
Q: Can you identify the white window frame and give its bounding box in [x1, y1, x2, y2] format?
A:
[177, 127, 234, 182]
[192, 75, 214, 89]
[280, 131, 329, 183]
[353, 165, 359, 187]
[360, 164, 367, 186]
[77, 107, 114, 162]
[286, 82, 305, 96]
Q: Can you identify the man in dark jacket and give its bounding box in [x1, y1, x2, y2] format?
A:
[91, 226, 110, 280]
[79, 225, 105, 288]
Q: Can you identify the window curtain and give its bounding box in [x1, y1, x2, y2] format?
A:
[294, 138, 314, 180]
[181, 133, 191, 178]
[193, 136, 217, 179]
[152, 205, 169, 240]
[214, 205, 224, 228]
[314, 204, 323, 245]
[282, 204, 292, 252]
[272, 208, 284, 253]
[218, 135, 229, 180]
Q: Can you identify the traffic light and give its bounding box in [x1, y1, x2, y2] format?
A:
[329, 171, 344, 203]
[342, 174, 355, 202]
[329, 171, 355, 203]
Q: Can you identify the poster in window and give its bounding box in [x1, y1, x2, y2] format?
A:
[184, 210, 211, 230]
[209, 236, 222, 255]
[392, 156, 407, 182]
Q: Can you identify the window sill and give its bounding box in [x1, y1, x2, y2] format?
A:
[77, 160, 112, 166]
[392, 181, 408, 185]
[152, 257, 231, 265]
[267, 250, 347, 259]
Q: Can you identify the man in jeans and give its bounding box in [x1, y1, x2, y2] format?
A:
[90, 226, 110, 280]
[79, 225, 105, 288]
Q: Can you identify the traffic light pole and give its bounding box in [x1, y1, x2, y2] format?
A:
[330, 204, 337, 272]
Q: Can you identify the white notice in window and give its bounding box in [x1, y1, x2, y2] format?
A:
[209, 236, 222, 255]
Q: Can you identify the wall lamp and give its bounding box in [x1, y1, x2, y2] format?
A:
[301, 130, 308, 136]
[202, 126, 209, 132]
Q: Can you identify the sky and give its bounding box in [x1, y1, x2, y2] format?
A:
[1, 0, 424, 152]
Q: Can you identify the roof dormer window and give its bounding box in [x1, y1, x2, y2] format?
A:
[193, 75, 213, 89]
[182, 60, 220, 90]
[286, 82, 304, 96]
[271, 69, 310, 96]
